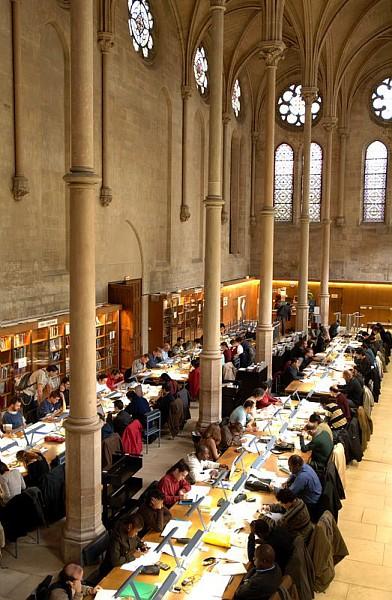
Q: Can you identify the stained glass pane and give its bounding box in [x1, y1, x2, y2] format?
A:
[309, 142, 322, 222]
[371, 77, 392, 122]
[128, 0, 154, 59]
[363, 141, 387, 223]
[277, 84, 322, 127]
[274, 143, 294, 222]
[194, 46, 208, 95]
[232, 79, 241, 118]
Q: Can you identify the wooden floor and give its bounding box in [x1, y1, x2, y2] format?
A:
[316, 365, 392, 600]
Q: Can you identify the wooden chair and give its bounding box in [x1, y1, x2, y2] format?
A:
[269, 575, 299, 600]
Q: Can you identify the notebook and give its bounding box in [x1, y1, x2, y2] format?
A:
[118, 581, 157, 600]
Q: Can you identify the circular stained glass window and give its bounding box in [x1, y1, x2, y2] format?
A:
[194, 46, 208, 95]
[371, 77, 392, 122]
[277, 83, 322, 127]
[128, 0, 154, 59]
[232, 79, 241, 118]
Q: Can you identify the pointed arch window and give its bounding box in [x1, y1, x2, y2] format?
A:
[309, 142, 323, 222]
[274, 143, 294, 222]
[363, 140, 388, 223]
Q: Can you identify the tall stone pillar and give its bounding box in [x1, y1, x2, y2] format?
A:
[256, 43, 284, 375]
[199, 0, 225, 428]
[98, 31, 114, 207]
[180, 85, 192, 221]
[62, 0, 104, 562]
[320, 117, 337, 326]
[296, 87, 317, 333]
[250, 130, 259, 227]
[221, 112, 231, 225]
[11, 0, 29, 200]
[336, 128, 348, 227]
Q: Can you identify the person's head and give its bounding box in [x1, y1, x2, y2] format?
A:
[235, 336, 243, 344]
[275, 487, 297, 508]
[229, 421, 244, 434]
[243, 400, 255, 414]
[133, 384, 143, 397]
[343, 369, 353, 382]
[329, 385, 339, 397]
[304, 348, 314, 357]
[163, 343, 171, 352]
[251, 519, 271, 541]
[58, 563, 84, 586]
[355, 349, 366, 358]
[113, 399, 124, 412]
[221, 342, 229, 350]
[309, 413, 322, 425]
[191, 359, 200, 369]
[97, 372, 107, 384]
[146, 488, 165, 509]
[254, 544, 276, 570]
[196, 444, 211, 461]
[0, 461, 10, 475]
[177, 337, 185, 345]
[7, 398, 21, 412]
[121, 514, 144, 538]
[141, 354, 149, 364]
[220, 323, 226, 334]
[167, 459, 190, 481]
[110, 368, 121, 378]
[203, 423, 222, 444]
[288, 454, 304, 475]
[252, 388, 264, 400]
[260, 381, 271, 394]
[46, 365, 59, 377]
[159, 372, 172, 383]
[60, 376, 70, 391]
[48, 390, 61, 405]
[16, 450, 39, 466]
[291, 358, 299, 368]
[152, 347, 162, 358]
[161, 382, 172, 394]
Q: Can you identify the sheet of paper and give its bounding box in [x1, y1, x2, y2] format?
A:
[94, 590, 116, 600]
[215, 561, 247, 576]
[120, 549, 161, 571]
[217, 546, 248, 563]
[187, 485, 210, 501]
[187, 573, 231, 600]
[161, 519, 192, 538]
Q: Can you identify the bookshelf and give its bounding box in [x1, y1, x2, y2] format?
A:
[0, 304, 120, 409]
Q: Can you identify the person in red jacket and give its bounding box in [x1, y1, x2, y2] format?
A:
[158, 459, 191, 507]
[254, 383, 280, 409]
[106, 368, 124, 391]
[188, 359, 200, 401]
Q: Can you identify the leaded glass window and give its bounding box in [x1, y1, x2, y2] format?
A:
[371, 77, 392, 122]
[277, 84, 321, 127]
[232, 79, 241, 118]
[128, 0, 154, 59]
[274, 143, 294, 222]
[309, 142, 322, 222]
[193, 46, 208, 95]
[363, 140, 388, 223]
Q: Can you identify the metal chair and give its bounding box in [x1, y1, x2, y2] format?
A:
[143, 409, 161, 454]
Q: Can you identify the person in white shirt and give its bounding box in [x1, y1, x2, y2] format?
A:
[186, 445, 225, 483]
[96, 373, 110, 395]
[0, 461, 26, 505]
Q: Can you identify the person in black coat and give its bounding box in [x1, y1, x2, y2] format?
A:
[283, 358, 302, 385]
[247, 519, 295, 571]
[234, 544, 282, 600]
[110, 400, 132, 437]
[338, 370, 363, 408]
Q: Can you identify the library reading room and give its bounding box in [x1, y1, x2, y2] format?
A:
[1, 1, 392, 599]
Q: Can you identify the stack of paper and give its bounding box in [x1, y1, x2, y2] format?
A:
[187, 573, 231, 600]
[161, 519, 192, 538]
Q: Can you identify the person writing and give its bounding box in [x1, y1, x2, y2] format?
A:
[37, 390, 64, 419]
[276, 455, 322, 521]
[229, 400, 256, 431]
[261, 488, 313, 542]
[186, 445, 225, 483]
[137, 488, 172, 536]
[234, 544, 282, 600]
[99, 514, 146, 576]
[158, 460, 191, 507]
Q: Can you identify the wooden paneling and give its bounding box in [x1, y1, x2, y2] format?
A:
[108, 280, 142, 369]
[221, 280, 259, 325]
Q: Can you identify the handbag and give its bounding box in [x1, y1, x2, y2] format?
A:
[141, 565, 160, 575]
[272, 441, 295, 453]
[245, 479, 271, 493]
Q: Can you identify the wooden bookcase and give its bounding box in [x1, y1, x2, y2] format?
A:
[108, 279, 142, 371]
[0, 304, 120, 408]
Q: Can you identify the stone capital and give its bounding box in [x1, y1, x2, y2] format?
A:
[64, 169, 100, 189]
[180, 203, 191, 222]
[56, 0, 70, 8]
[301, 86, 318, 105]
[100, 185, 112, 206]
[181, 85, 192, 100]
[210, 0, 226, 9]
[223, 111, 231, 125]
[323, 116, 338, 132]
[98, 31, 114, 54]
[259, 41, 285, 67]
[12, 175, 29, 200]
[204, 194, 224, 207]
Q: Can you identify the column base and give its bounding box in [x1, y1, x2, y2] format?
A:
[296, 305, 309, 333]
[198, 350, 222, 428]
[319, 293, 330, 327]
[12, 175, 29, 200]
[256, 325, 273, 377]
[62, 415, 104, 562]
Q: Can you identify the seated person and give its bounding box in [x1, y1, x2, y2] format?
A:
[262, 488, 313, 543]
[188, 359, 200, 401]
[319, 397, 348, 433]
[160, 342, 172, 362]
[130, 353, 149, 377]
[252, 383, 280, 409]
[96, 372, 110, 395]
[0, 461, 26, 505]
[299, 348, 314, 371]
[2, 398, 26, 430]
[177, 382, 191, 425]
[247, 519, 295, 571]
[283, 358, 302, 385]
[154, 382, 175, 428]
[186, 444, 223, 483]
[307, 413, 333, 441]
[159, 372, 178, 397]
[234, 544, 282, 600]
[200, 423, 222, 461]
[59, 376, 70, 408]
[37, 390, 63, 419]
[220, 421, 244, 450]
[125, 384, 151, 421]
[300, 418, 334, 474]
[221, 341, 232, 363]
[110, 399, 132, 437]
[106, 368, 124, 390]
[100, 514, 146, 576]
[99, 412, 114, 440]
[16, 449, 50, 488]
[329, 386, 351, 421]
[137, 488, 172, 536]
[158, 459, 191, 507]
[147, 348, 163, 369]
[49, 563, 100, 599]
[338, 369, 363, 408]
[229, 400, 256, 431]
[281, 455, 321, 521]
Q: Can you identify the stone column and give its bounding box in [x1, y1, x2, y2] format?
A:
[293, 147, 302, 225]
[62, 0, 104, 562]
[199, 0, 225, 428]
[98, 32, 114, 207]
[256, 43, 285, 375]
[180, 85, 192, 221]
[221, 112, 231, 225]
[250, 130, 259, 227]
[11, 0, 29, 200]
[320, 117, 337, 326]
[336, 128, 348, 227]
[296, 87, 317, 333]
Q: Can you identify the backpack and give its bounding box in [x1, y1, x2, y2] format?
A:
[15, 371, 32, 393]
[26, 575, 53, 600]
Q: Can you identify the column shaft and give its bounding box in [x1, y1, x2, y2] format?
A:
[297, 88, 317, 333]
[62, 0, 103, 562]
[336, 128, 348, 227]
[199, 1, 225, 427]
[100, 43, 113, 206]
[250, 131, 258, 227]
[221, 113, 231, 225]
[180, 85, 191, 221]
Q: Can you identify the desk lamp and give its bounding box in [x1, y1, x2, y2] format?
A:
[211, 469, 230, 501]
[185, 496, 207, 531]
[155, 527, 182, 568]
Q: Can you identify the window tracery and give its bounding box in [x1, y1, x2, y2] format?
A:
[274, 143, 294, 222]
[127, 0, 154, 59]
[277, 84, 321, 127]
[232, 79, 241, 118]
[363, 140, 388, 223]
[309, 142, 323, 222]
[371, 77, 392, 122]
[193, 46, 208, 95]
